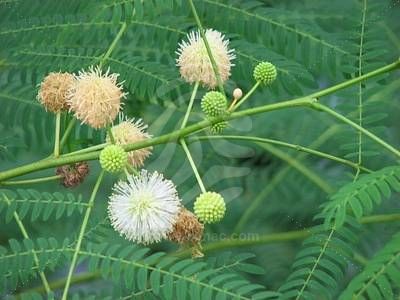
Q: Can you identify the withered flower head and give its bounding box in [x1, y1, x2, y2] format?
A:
[56, 162, 89, 188]
[37, 72, 75, 113]
[167, 207, 204, 245]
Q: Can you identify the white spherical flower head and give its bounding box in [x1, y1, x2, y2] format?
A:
[176, 29, 235, 89]
[108, 170, 181, 244]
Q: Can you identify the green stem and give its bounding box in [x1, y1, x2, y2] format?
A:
[260, 143, 335, 193]
[126, 164, 139, 176]
[356, 0, 367, 173]
[180, 81, 199, 129]
[0, 175, 62, 186]
[190, 135, 372, 173]
[0, 59, 398, 182]
[0, 98, 314, 182]
[177, 213, 400, 256]
[310, 59, 400, 99]
[99, 22, 127, 68]
[231, 82, 260, 111]
[3, 195, 51, 294]
[18, 271, 99, 298]
[61, 170, 105, 300]
[107, 126, 115, 144]
[61, 143, 108, 157]
[180, 139, 206, 193]
[313, 102, 400, 158]
[60, 118, 76, 151]
[54, 112, 61, 157]
[233, 126, 341, 234]
[187, 0, 225, 95]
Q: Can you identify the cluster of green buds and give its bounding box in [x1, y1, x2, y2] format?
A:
[201, 91, 229, 134]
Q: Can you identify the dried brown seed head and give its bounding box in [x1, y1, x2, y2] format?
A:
[167, 207, 204, 244]
[37, 72, 75, 113]
[56, 162, 89, 188]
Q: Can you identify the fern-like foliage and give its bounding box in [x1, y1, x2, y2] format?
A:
[322, 166, 400, 228]
[278, 216, 360, 299]
[0, 0, 399, 298]
[339, 232, 400, 300]
[0, 238, 280, 299]
[0, 189, 85, 222]
[82, 243, 279, 299]
[0, 238, 70, 293]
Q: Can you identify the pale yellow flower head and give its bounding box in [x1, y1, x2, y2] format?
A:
[37, 72, 74, 113]
[107, 116, 152, 168]
[176, 29, 235, 89]
[68, 66, 126, 129]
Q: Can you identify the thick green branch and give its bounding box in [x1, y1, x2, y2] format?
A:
[0, 98, 315, 181]
[0, 60, 398, 182]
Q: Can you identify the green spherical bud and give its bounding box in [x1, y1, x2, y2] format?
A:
[201, 91, 227, 117]
[194, 192, 226, 224]
[253, 61, 277, 85]
[99, 145, 128, 173]
[210, 121, 228, 134]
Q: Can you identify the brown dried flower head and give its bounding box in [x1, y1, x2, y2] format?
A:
[107, 116, 152, 168]
[167, 207, 204, 244]
[37, 72, 75, 113]
[56, 162, 89, 188]
[68, 66, 126, 129]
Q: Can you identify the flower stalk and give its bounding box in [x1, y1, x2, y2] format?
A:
[187, 0, 225, 94]
[180, 139, 206, 193]
[54, 112, 61, 157]
[180, 81, 199, 129]
[230, 81, 260, 111]
[61, 170, 105, 300]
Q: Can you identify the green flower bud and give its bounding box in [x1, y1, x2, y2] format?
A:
[210, 121, 228, 134]
[194, 192, 226, 224]
[99, 145, 128, 173]
[253, 61, 277, 85]
[201, 91, 227, 117]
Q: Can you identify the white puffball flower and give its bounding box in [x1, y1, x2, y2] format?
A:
[108, 170, 181, 244]
[176, 29, 235, 89]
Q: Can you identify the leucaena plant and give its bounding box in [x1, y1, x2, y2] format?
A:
[1, 1, 400, 299]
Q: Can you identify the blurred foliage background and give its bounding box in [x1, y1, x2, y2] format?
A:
[0, 0, 400, 299]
